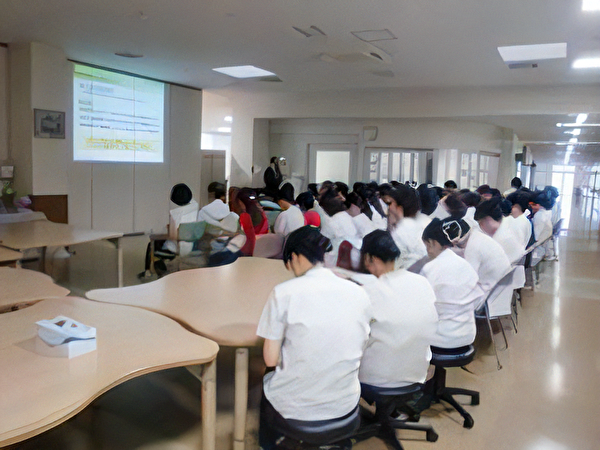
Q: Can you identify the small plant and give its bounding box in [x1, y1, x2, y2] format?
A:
[2, 180, 14, 195]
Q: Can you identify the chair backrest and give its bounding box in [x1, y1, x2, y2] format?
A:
[239, 212, 256, 256]
[253, 233, 285, 259]
[485, 267, 517, 318]
[177, 221, 207, 242]
[336, 240, 354, 270]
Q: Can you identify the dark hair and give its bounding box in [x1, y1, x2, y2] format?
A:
[319, 186, 347, 216]
[531, 187, 558, 210]
[384, 185, 420, 218]
[361, 230, 400, 262]
[444, 192, 467, 219]
[334, 182, 349, 199]
[208, 181, 226, 200]
[277, 182, 295, 203]
[474, 197, 503, 222]
[506, 191, 531, 212]
[283, 226, 332, 265]
[307, 183, 319, 196]
[416, 184, 439, 215]
[444, 180, 458, 189]
[460, 191, 481, 208]
[511, 177, 522, 188]
[476, 184, 491, 196]
[490, 188, 502, 198]
[422, 217, 470, 247]
[499, 199, 512, 217]
[171, 183, 193, 206]
[295, 191, 315, 211]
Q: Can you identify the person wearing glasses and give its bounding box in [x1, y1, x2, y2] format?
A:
[256, 225, 372, 449]
[420, 218, 483, 349]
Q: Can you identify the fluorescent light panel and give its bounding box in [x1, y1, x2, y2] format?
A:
[573, 58, 600, 68]
[212, 65, 276, 78]
[497, 43, 567, 63]
[582, 0, 600, 10]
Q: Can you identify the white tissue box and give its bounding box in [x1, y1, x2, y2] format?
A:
[36, 316, 97, 358]
[35, 335, 97, 358]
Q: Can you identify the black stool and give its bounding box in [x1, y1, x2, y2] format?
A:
[260, 395, 360, 449]
[353, 383, 438, 450]
[429, 344, 479, 428]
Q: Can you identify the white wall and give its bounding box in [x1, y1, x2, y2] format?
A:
[0, 46, 8, 163]
[6, 42, 203, 233]
[265, 118, 515, 190]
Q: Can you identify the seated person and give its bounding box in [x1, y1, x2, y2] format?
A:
[318, 185, 361, 268]
[451, 211, 511, 310]
[359, 230, 438, 401]
[164, 183, 199, 256]
[345, 192, 377, 238]
[475, 197, 525, 265]
[506, 190, 534, 251]
[529, 190, 554, 263]
[140, 183, 198, 278]
[381, 184, 427, 270]
[296, 191, 321, 227]
[420, 218, 483, 349]
[230, 187, 270, 235]
[273, 182, 305, 237]
[257, 226, 372, 449]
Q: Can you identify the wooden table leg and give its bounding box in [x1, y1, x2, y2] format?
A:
[201, 359, 217, 450]
[234, 348, 249, 450]
[116, 237, 123, 287]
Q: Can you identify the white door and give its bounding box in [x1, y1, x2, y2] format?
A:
[309, 144, 357, 185]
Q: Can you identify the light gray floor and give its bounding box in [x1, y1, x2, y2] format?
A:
[7, 225, 600, 450]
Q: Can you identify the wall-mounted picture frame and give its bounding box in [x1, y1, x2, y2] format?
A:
[34, 109, 66, 139]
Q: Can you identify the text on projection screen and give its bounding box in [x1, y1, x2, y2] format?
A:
[74, 64, 164, 163]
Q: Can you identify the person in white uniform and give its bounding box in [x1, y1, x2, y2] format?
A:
[382, 185, 428, 270]
[475, 197, 525, 265]
[257, 226, 372, 449]
[358, 230, 438, 402]
[452, 214, 511, 310]
[273, 182, 305, 237]
[420, 218, 483, 348]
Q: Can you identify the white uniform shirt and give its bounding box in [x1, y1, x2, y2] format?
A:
[164, 200, 199, 255]
[352, 212, 378, 238]
[257, 266, 372, 420]
[512, 213, 533, 250]
[532, 207, 553, 244]
[273, 205, 305, 237]
[420, 249, 482, 348]
[461, 229, 511, 309]
[492, 217, 525, 265]
[390, 217, 428, 269]
[320, 211, 360, 267]
[359, 270, 438, 388]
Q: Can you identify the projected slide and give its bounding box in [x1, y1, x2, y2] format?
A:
[73, 64, 164, 163]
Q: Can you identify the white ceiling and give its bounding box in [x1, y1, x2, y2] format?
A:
[2, 0, 600, 157]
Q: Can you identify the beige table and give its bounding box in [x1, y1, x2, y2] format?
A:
[0, 296, 219, 449]
[0, 246, 23, 267]
[0, 220, 124, 287]
[87, 256, 293, 450]
[0, 267, 70, 312]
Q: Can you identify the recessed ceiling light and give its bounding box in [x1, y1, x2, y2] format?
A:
[497, 43, 567, 63]
[217, 127, 232, 133]
[212, 65, 276, 78]
[582, 0, 600, 11]
[573, 58, 600, 68]
[576, 113, 588, 123]
[564, 128, 581, 136]
[224, 116, 233, 123]
[569, 138, 578, 143]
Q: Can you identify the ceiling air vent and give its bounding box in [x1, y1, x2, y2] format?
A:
[508, 62, 538, 69]
[293, 26, 326, 38]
